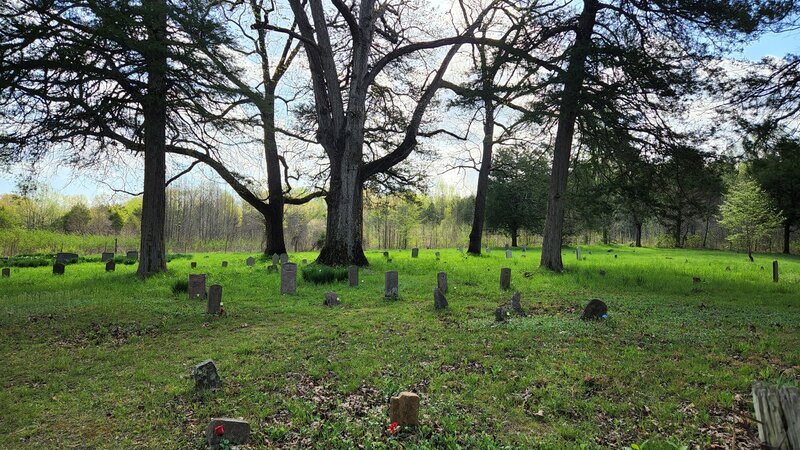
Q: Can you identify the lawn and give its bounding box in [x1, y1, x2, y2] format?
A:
[0, 246, 798, 449]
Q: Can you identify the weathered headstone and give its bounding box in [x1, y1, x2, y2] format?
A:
[348, 265, 359, 287]
[221, 261, 228, 268]
[580, 299, 608, 321]
[576, 247, 582, 260]
[246, 256, 255, 267]
[207, 284, 222, 314]
[383, 251, 389, 258]
[191, 261, 197, 269]
[105, 260, 115, 272]
[505, 243, 510, 251]
[390, 392, 420, 426]
[437, 271, 448, 294]
[773, 260, 779, 283]
[500, 268, 511, 290]
[495, 305, 508, 322]
[433, 288, 447, 309]
[280, 263, 297, 294]
[522, 246, 527, 253]
[53, 263, 65, 275]
[510, 291, 524, 315]
[752, 382, 800, 450]
[505, 249, 512, 259]
[188, 274, 207, 299]
[55, 252, 78, 264]
[384, 271, 399, 299]
[280, 253, 289, 265]
[411, 247, 419, 258]
[101, 252, 114, 262]
[2, 268, 9, 278]
[323, 292, 340, 307]
[272, 253, 279, 266]
[192, 359, 221, 390]
[126, 250, 138, 260]
[206, 418, 250, 448]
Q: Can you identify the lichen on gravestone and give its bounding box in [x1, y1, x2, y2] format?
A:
[191, 359, 221, 391]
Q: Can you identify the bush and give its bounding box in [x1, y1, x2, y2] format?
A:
[655, 234, 676, 248]
[683, 234, 704, 249]
[171, 279, 189, 295]
[301, 264, 347, 284]
[4, 255, 51, 268]
[167, 253, 192, 261]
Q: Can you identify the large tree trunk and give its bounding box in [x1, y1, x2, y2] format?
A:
[317, 147, 368, 266]
[674, 212, 683, 248]
[540, 0, 599, 271]
[262, 99, 287, 256]
[635, 221, 642, 247]
[783, 220, 791, 254]
[137, 0, 168, 277]
[511, 229, 518, 248]
[468, 97, 495, 255]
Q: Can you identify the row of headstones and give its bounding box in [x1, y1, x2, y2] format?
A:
[388, 245, 528, 261]
[192, 360, 422, 447]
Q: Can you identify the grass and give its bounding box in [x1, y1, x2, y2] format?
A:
[0, 245, 798, 449]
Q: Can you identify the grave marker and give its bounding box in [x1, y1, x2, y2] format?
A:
[437, 271, 448, 294]
[752, 382, 800, 450]
[505, 249, 512, 259]
[246, 257, 255, 267]
[280, 253, 289, 265]
[576, 247, 582, 260]
[280, 263, 297, 294]
[221, 261, 228, 268]
[2, 268, 9, 278]
[188, 274, 207, 299]
[433, 288, 447, 309]
[510, 291, 524, 315]
[435, 251, 440, 260]
[500, 268, 511, 290]
[580, 299, 608, 320]
[101, 252, 114, 262]
[272, 253, 279, 266]
[105, 260, 115, 272]
[55, 252, 78, 264]
[126, 251, 138, 260]
[348, 265, 359, 287]
[385, 271, 399, 299]
[207, 284, 222, 314]
[389, 392, 420, 426]
[53, 263, 65, 275]
[324, 292, 340, 307]
[192, 359, 220, 390]
[773, 260, 779, 283]
[191, 261, 197, 268]
[206, 418, 250, 448]
[411, 247, 419, 258]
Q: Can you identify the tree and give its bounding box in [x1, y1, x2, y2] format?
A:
[59, 204, 93, 234]
[1, 0, 234, 276]
[719, 171, 784, 260]
[485, 148, 549, 247]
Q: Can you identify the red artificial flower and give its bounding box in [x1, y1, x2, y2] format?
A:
[214, 425, 225, 436]
[388, 421, 399, 434]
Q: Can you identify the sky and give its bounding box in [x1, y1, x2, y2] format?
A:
[1, 24, 798, 203]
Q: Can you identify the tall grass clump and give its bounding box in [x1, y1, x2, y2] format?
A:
[301, 264, 347, 284]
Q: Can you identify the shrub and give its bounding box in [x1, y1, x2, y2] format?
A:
[302, 264, 347, 284]
[4, 256, 50, 268]
[171, 279, 189, 295]
[655, 234, 676, 248]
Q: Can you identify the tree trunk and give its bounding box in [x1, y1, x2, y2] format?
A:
[674, 212, 683, 248]
[540, 0, 599, 271]
[702, 216, 710, 248]
[635, 222, 642, 247]
[783, 220, 791, 254]
[137, 0, 168, 277]
[317, 148, 368, 266]
[511, 229, 518, 248]
[262, 100, 287, 256]
[468, 97, 495, 255]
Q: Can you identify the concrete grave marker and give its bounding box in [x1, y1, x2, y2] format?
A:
[384, 271, 399, 299]
[191, 261, 197, 269]
[433, 288, 447, 309]
[221, 261, 228, 268]
[206, 418, 250, 448]
[55, 252, 78, 264]
[505, 249, 512, 259]
[207, 284, 222, 314]
[773, 260, 779, 283]
[576, 247, 582, 260]
[324, 292, 340, 307]
[192, 359, 220, 390]
[505, 244, 510, 251]
[101, 252, 114, 262]
[53, 263, 65, 275]
[2, 268, 9, 278]
[500, 268, 511, 290]
[246, 257, 255, 267]
[390, 392, 420, 426]
[280, 253, 289, 265]
[411, 247, 419, 258]
[580, 299, 608, 321]
[522, 246, 527, 253]
[437, 271, 448, 294]
[105, 260, 115, 272]
[272, 253, 279, 266]
[188, 274, 207, 299]
[510, 291, 524, 315]
[348, 265, 359, 287]
[280, 263, 297, 294]
[126, 251, 138, 260]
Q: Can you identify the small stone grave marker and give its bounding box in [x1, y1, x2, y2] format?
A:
[390, 392, 420, 426]
[576, 247, 582, 260]
[2, 268, 9, 278]
[302, 259, 308, 265]
[207, 284, 222, 314]
[281, 263, 297, 294]
[510, 291, 524, 315]
[246, 256, 255, 267]
[55, 252, 78, 264]
[221, 261, 228, 268]
[773, 260, 779, 283]
[580, 299, 608, 321]
[206, 418, 250, 448]
[522, 246, 527, 252]
[437, 271, 448, 294]
[192, 359, 220, 390]
[101, 252, 114, 262]
[323, 292, 340, 307]
[267, 265, 277, 273]
[433, 288, 447, 309]
[53, 263, 65, 275]
[495, 305, 509, 322]
[505, 249, 512, 259]
[188, 274, 207, 299]
[385, 271, 399, 299]
[126, 251, 138, 260]
[105, 260, 115, 272]
[191, 261, 197, 269]
[411, 247, 419, 258]
[383, 251, 389, 258]
[500, 268, 511, 290]
[280, 253, 288, 265]
[348, 265, 358, 287]
[272, 253, 279, 266]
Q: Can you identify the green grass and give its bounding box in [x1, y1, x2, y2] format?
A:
[0, 246, 798, 449]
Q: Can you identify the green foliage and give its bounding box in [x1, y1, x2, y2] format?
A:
[719, 171, 784, 254]
[171, 279, 188, 295]
[301, 264, 347, 284]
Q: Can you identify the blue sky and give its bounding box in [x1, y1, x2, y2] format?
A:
[1, 30, 797, 201]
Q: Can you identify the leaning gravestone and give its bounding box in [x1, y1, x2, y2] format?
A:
[280, 263, 297, 294]
[272, 253, 280, 266]
[126, 251, 138, 260]
[2, 268, 9, 278]
[323, 292, 340, 307]
[411, 247, 419, 258]
[509, 291, 524, 315]
[192, 359, 221, 390]
[207, 284, 222, 315]
[221, 261, 228, 268]
[500, 268, 511, 290]
[188, 274, 207, 299]
[105, 260, 116, 272]
[206, 418, 250, 448]
[390, 392, 420, 426]
[53, 263, 65, 275]
[580, 299, 608, 321]
[101, 252, 114, 262]
[55, 252, 78, 264]
[280, 253, 289, 265]
[348, 265, 359, 287]
[505, 249, 512, 259]
[246, 256, 255, 267]
[433, 288, 448, 309]
[385, 271, 399, 299]
[437, 271, 448, 294]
